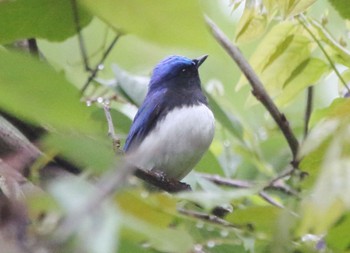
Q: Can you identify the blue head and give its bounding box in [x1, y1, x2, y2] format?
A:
[149, 55, 208, 91]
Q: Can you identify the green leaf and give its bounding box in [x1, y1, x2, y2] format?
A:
[310, 98, 350, 127]
[301, 98, 350, 188]
[226, 206, 282, 233]
[263, 0, 316, 18]
[42, 133, 116, 172]
[177, 189, 254, 210]
[282, 0, 316, 18]
[276, 58, 330, 106]
[328, 0, 350, 19]
[117, 191, 176, 228]
[111, 64, 148, 106]
[206, 92, 243, 141]
[326, 212, 350, 251]
[299, 126, 334, 189]
[0, 0, 92, 44]
[235, 6, 268, 43]
[0, 50, 100, 134]
[237, 21, 312, 100]
[309, 18, 350, 68]
[49, 176, 120, 253]
[298, 122, 350, 234]
[195, 150, 223, 175]
[79, 0, 210, 48]
[118, 192, 194, 253]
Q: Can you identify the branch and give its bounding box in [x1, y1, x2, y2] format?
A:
[0, 116, 42, 174]
[298, 15, 350, 92]
[177, 207, 236, 227]
[205, 16, 299, 167]
[103, 103, 121, 152]
[304, 86, 313, 138]
[70, 0, 91, 72]
[134, 168, 191, 192]
[199, 173, 253, 188]
[199, 172, 298, 208]
[80, 34, 122, 95]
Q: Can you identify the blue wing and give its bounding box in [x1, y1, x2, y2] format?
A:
[124, 90, 166, 152]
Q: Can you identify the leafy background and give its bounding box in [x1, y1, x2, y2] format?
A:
[1, 0, 350, 252]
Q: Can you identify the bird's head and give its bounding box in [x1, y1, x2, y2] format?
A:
[149, 55, 208, 91]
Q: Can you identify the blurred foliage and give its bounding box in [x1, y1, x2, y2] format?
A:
[0, 0, 92, 44]
[1, 0, 350, 252]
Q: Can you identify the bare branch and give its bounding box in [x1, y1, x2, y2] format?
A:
[304, 86, 313, 138]
[103, 103, 121, 152]
[258, 191, 284, 208]
[177, 207, 236, 227]
[205, 16, 299, 167]
[198, 173, 253, 188]
[80, 34, 122, 95]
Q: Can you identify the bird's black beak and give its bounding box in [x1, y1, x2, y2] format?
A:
[193, 55, 208, 68]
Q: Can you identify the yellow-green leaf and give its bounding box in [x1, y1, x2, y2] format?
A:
[226, 205, 282, 233]
[235, 6, 268, 43]
[236, 21, 309, 93]
[276, 58, 330, 106]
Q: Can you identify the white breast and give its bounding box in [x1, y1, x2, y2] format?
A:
[129, 104, 215, 179]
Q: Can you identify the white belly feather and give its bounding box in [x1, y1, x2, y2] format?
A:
[130, 104, 215, 179]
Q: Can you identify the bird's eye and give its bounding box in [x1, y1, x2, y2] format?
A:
[181, 68, 187, 73]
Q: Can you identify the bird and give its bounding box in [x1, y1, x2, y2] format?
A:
[123, 55, 215, 180]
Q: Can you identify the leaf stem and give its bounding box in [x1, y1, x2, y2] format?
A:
[297, 14, 350, 92]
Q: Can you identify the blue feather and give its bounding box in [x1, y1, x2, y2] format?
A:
[123, 55, 214, 179]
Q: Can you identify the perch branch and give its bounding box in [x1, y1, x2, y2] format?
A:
[134, 168, 191, 192]
[205, 16, 299, 167]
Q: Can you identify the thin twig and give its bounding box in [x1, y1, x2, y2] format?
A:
[205, 16, 299, 167]
[199, 173, 296, 195]
[80, 34, 122, 95]
[304, 86, 313, 138]
[198, 173, 253, 188]
[177, 207, 236, 227]
[199, 173, 296, 208]
[258, 191, 284, 208]
[103, 103, 121, 152]
[297, 14, 350, 92]
[70, 0, 91, 72]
